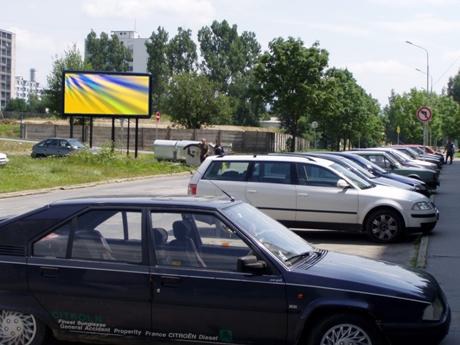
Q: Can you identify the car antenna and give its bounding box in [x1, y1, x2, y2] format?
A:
[208, 179, 235, 202]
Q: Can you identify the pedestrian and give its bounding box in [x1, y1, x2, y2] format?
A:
[444, 139, 455, 165]
[199, 138, 209, 163]
[213, 140, 225, 156]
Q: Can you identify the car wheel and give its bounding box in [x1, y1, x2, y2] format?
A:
[365, 208, 403, 243]
[0, 310, 45, 345]
[307, 313, 385, 345]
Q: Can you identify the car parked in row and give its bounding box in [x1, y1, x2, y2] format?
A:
[350, 150, 440, 189]
[365, 147, 440, 172]
[31, 138, 86, 158]
[0, 152, 8, 166]
[391, 145, 443, 169]
[190, 155, 439, 242]
[0, 196, 451, 345]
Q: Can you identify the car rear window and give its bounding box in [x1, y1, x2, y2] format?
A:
[203, 161, 250, 181]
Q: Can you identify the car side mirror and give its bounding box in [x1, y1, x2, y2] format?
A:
[337, 179, 350, 189]
[237, 255, 267, 274]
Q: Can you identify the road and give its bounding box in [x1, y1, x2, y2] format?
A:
[0, 174, 420, 345]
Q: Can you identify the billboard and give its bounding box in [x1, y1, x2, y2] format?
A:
[62, 71, 152, 117]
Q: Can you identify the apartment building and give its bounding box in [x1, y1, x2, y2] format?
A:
[0, 28, 16, 109]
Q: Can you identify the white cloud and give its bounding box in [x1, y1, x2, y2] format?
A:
[368, 0, 457, 7]
[8, 26, 57, 53]
[83, 0, 215, 24]
[346, 59, 412, 76]
[377, 14, 460, 34]
[308, 23, 370, 37]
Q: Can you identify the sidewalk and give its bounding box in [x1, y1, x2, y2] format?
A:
[426, 161, 460, 344]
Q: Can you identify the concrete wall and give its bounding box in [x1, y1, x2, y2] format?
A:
[23, 123, 309, 153]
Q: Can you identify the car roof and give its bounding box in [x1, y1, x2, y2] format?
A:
[206, 154, 335, 167]
[49, 196, 239, 210]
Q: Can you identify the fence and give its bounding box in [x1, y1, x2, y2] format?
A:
[22, 123, 310, 153]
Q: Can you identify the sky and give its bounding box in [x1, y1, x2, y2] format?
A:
[3, 0, 460, 106]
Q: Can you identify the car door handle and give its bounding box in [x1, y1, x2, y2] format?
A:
[40, 267, 59, 278]
[160, 276, 182, 287]
[247, 189, 257, 193]
[298, 193, 309, 197]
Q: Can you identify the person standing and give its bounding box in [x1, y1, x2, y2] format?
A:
[444, 139, 455, 165]
[213, 140, 225, 156]
[199, 138, 209, 163]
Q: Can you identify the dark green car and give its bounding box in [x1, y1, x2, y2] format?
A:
[350, 150, 440, 189]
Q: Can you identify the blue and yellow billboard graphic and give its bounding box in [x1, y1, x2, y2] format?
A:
[63, 72, 151, 117]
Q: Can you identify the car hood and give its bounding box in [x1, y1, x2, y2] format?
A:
[359, 184, 426, 203]
[373, 176, 412, 190]
[290, 251, 437, 302]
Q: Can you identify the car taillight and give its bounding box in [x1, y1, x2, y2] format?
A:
[188, 183, 197, 195]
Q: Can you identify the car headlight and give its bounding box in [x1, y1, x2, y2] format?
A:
[422, 297, 444, 321]
[412, 201, 434, 211]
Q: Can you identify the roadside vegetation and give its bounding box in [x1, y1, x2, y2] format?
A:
[0, 145, 189, 193]
[0, 121, 20, 138]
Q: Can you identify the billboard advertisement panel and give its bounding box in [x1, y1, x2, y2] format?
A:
[63, 71, 151, 117]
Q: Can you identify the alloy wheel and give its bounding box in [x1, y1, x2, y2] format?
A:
[370, 214, 398, 241]
[320, 323, 372, 345]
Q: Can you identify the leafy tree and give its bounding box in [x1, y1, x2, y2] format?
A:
[447, 71, 460, 104]
[255, 38, 329, 151]
[165, 72, 232, 129]
[167, 27, 198, 74]
[84, 30, 132, 72]
[5, 98, 28, 112]
[145, 27, 170, 110]
[45, 44, 91, 115]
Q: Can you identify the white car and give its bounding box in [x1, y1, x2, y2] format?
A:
[0, 152, 8, 166]
[189, 155, 439, 242]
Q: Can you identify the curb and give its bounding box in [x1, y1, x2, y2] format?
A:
[0, 171, 192, 200]
[416, 235, 430, 268]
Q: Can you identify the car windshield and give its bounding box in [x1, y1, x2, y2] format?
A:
[67, 139, 85, 148]
[338, 157, 376, 179]
[330, 163, 374, 189]
[389, 149, 411, 163]
[223, 203, 314, 266]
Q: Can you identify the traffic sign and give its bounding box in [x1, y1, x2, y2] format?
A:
[155, 111, 161, 122]
[416, 106, 432, 122]
[311, 121, 318, 129]
[396, 126, 400, 134]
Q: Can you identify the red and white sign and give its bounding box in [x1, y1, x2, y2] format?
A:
[155, 111, 161, 122]
[416, 106, 432, 122]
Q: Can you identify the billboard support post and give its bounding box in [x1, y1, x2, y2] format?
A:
[135, 118, 139, 158]
[69, 117, 74, 138]
[111, 118, 115, 152]
[127, 119, 130, 156]
[89, 117, 93, 148]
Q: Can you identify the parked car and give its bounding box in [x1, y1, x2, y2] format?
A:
[363, 147, 440, 172]
[190, 155, 439, 242]
[0, 152, 9, 166]
[330, 151, 430, 196]
[391, 145, 443, 169]
[0, 196, 450, 345]
[31, 138, 86, 158]
[350, 150, 440, 189]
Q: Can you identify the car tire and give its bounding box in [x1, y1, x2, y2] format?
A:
[365, 208, 403, 243]
[306, 313, 385, 345]
[0, 310, 46, 345]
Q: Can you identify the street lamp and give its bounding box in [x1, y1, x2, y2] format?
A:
[406, 40, 430, 146]
[415, 68, 433, 93]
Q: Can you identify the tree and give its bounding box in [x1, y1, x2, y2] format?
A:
[145, 27, 170, 109]
[167, 27, 198, 74]
[165, 72, 232, 129]
[84, 30, 132, 72]
[45, 44, 91, 114]
[5, 98, 28, 112]
[447, 71, 460, 104]
[255, 38, 329, 151]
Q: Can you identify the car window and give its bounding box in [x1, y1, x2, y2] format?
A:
[59, 140, 69, 147]
[203, 161, 250, 181]
[151, 211, 251, 272]
[296, 163, 339, 187]
[71, 210, 143, 263]
[249, 162, 292, 184]
[33, 222, 71, 258]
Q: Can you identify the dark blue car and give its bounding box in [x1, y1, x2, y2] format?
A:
[0, 197, 450, 345]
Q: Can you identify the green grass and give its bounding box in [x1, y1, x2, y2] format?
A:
[0, 140, 34, 155]
[0, 148, 190, 193]
[0, 121, 20, 138]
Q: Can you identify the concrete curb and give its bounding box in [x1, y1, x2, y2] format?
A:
[416, 235, 430, 268]
[0, 171, 193, 200]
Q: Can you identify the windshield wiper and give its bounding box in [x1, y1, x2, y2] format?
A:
[286, 251, 313, 264]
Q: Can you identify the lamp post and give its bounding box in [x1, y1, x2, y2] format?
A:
[406, 41, 430, 146]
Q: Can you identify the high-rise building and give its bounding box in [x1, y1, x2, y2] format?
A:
[0, 28, 16, 110]
[15, 68, 44, 101]
[111, 31, 148, 73]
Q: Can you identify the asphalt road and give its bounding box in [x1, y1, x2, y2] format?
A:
[0, 173, 421, 345]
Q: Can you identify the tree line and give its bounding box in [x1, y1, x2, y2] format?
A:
[9, 19, 460, 150]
